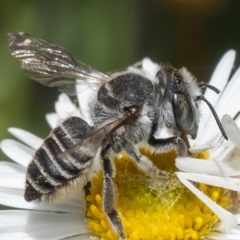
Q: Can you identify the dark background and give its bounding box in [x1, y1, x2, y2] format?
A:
[1, 0, 240, 160]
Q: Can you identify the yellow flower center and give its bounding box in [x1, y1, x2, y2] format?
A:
[86, 149, 229, 240]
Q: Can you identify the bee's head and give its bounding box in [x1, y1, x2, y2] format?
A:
[156, 65, 227, 140]
[156, 66, 201, 139]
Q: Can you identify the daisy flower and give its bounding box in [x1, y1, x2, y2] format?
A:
[1, 50, 240, 240]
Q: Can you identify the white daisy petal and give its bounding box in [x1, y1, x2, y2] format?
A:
[209, 144, 235, 161]
[208, 230, 240, 240]
[8, 128, 43, 150]
[222, 115, 240, 149]
[234, 113, 240, 126]
[46, 113, 61, 129]
[205, 49, 235, 101]
[202, 74, 240, 144]
[197, 50, 236, 138]
[55, 93, 80, 120]
[0, 162, 25, 174]
[214, 67, 240, 116]
[139, 57, 160, 81]
[0, 173, 25, 189]
[0, 187, 84, 213]
[67, 234, 93, 240]
[0, 210, 90, 240]
[236, 214, 240, 223]
[176, 157, 240, 176]
[76, 84, 95, 126]
[0, 140, 34, 167]
[141, 58, 159, 74]
[177, 172, 240, 191]
[219, 146, 240, 163]
[189, 143, 219, 153]
[176, 172, 238, 233]
[192, 142, 233, 159]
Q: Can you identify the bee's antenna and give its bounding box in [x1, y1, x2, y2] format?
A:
[199, 82, 220, 94]
[196, 95, 228, 140]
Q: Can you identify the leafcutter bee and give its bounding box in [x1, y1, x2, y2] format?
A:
[8, 32, 227, 239]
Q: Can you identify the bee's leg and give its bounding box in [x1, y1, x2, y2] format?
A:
[148, 135, 187, 156]
[110, 135, 168, 177]
[101, 145, 126, 240]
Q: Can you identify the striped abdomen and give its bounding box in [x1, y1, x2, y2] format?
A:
[25, 117, 92, 201]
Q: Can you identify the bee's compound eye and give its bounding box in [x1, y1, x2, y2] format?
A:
[172, 93, 195, 134]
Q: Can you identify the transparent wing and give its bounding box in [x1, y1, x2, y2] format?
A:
[58, 115, 129, 160]
[8, 32, 110, 95]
